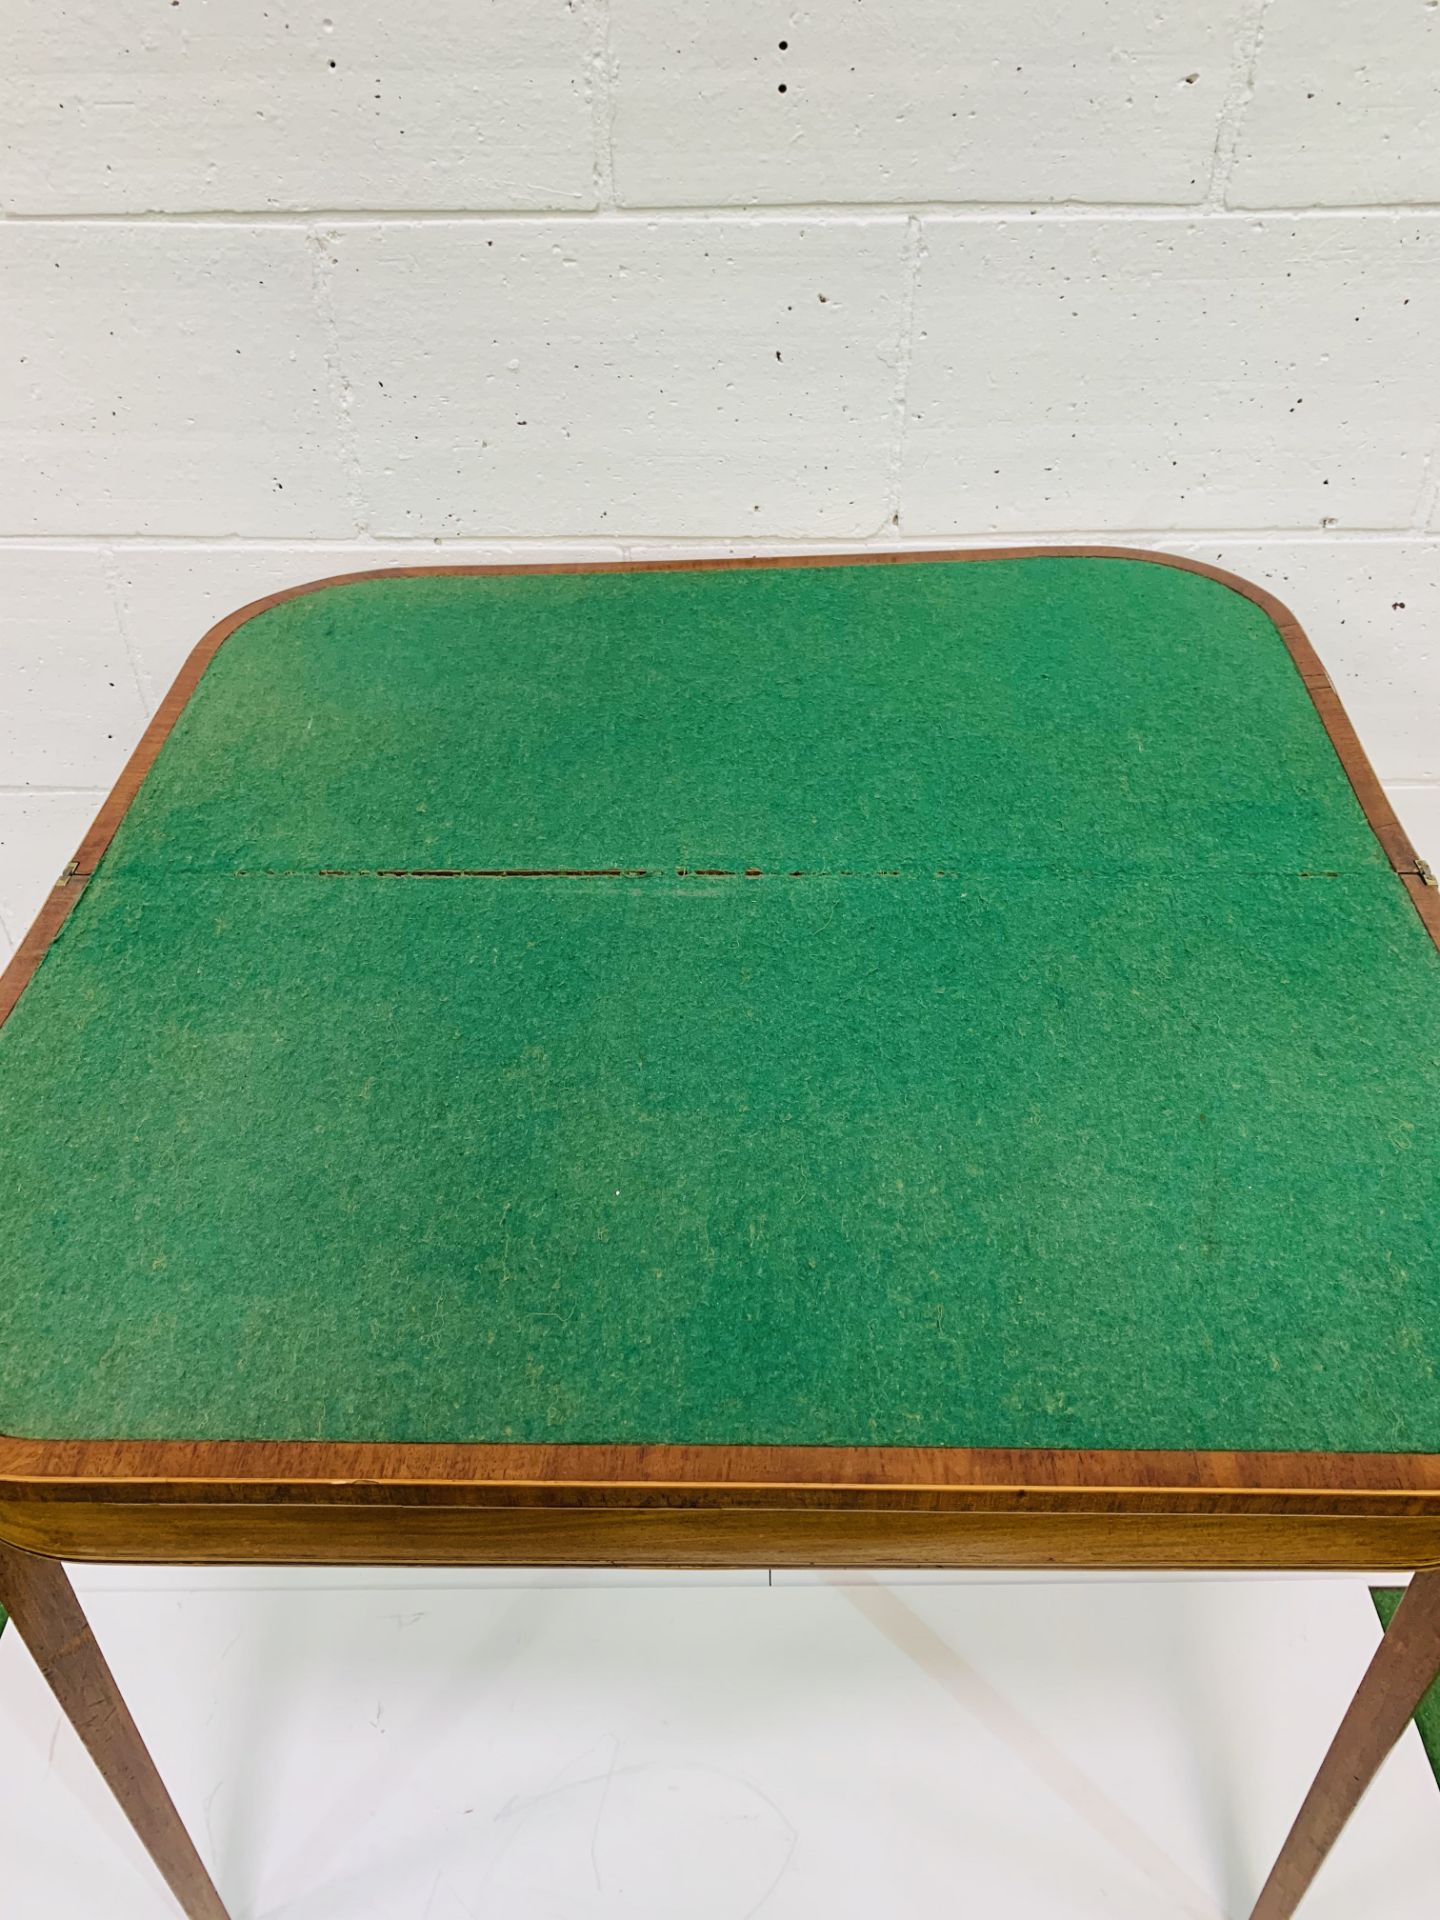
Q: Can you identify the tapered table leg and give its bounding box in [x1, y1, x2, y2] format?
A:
[0, 1539, 230, 1920]
[1250, 1567, 1440, 1920]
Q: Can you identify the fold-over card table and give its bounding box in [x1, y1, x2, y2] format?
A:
[3, 551, 1439, 1920]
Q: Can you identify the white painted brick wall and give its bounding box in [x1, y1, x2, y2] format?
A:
[1229, 0, 1440, 208]
[1, 224, 345, 535]
[2, 547, 146, 787]
[325, 218, 910, 538]
[2, 0, 1439, 963]
[606, 0, 1248, 207]
[902, 216, 1440, 535]
[0, 1, 597, 213]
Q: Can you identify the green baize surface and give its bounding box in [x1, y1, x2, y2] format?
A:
[1, 558, 1437, 1450]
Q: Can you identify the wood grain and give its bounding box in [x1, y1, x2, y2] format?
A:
[0, 1539, 231, 1919]
[6, 1439, 1440, 1508]
[4, 1497, 1440, 1571]
[0, 545, 1436, 1567]
[1249, 1567, 1440, 1920]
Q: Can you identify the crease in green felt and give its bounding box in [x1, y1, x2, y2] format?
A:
[0, 557, 1436, 1450]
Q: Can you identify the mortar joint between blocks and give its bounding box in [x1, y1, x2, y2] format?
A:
[577, 0, 618, 214]
[306, 226, 370, 539]
[1206, 0, 1274, 212]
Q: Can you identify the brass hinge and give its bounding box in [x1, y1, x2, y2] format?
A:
[1417, 859, 1438, 890]
[58, 860, 79, 884]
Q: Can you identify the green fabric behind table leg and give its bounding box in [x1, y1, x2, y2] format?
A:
[1372, 1589, 1440, 1786]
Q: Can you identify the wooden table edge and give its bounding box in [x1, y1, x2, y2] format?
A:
[2, 542, 1438, 1566]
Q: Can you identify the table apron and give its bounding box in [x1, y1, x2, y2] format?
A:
[4, 1498, 1440, 1570]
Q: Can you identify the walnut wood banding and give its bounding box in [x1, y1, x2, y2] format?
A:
[0, 545, 1436, 1565]
[1249, 1568, 1440, 1920]
[2, 1498, 1439, 1574]
[0, 1539, 231, 1920]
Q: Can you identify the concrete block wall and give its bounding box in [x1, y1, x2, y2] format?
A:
[2, 1, 1439, 958]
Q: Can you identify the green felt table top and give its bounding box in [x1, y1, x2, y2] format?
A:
[1, 556, 1438, 1452]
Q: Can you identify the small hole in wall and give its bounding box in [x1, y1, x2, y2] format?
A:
[778, 82, 787, 92]
[779, 39, 788, 49]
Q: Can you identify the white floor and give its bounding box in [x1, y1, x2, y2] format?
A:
[2, 1568, 1437, 1920]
